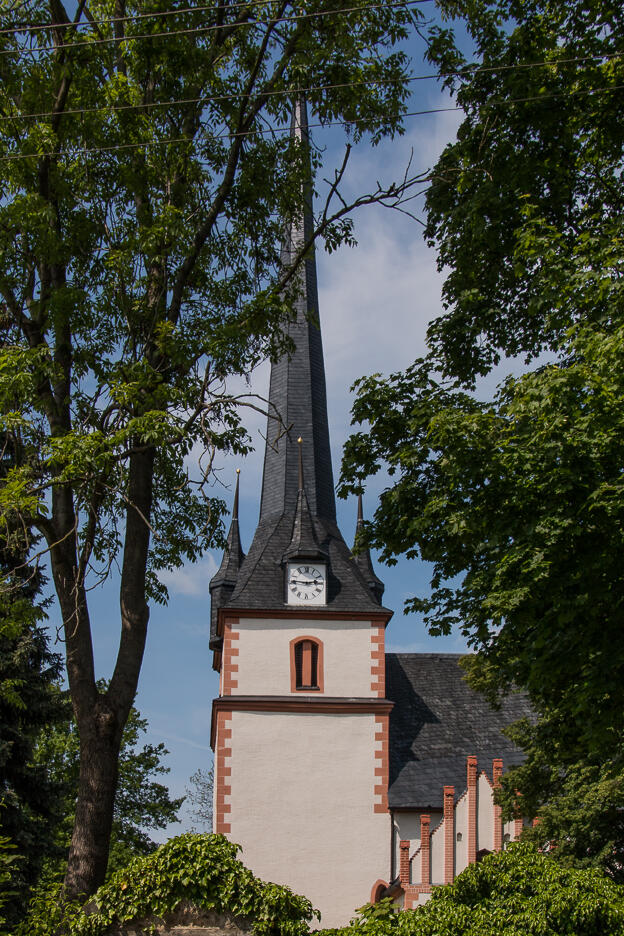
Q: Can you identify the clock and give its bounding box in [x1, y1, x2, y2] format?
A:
[286, 562, 327, 605]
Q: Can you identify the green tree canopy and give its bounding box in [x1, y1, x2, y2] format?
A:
[0, 433, 63, 924]
[0, 0, 423, 897]
[341, 324, 624, 750]
[340, 0, 624, 874]
[423, 0, 624, 381]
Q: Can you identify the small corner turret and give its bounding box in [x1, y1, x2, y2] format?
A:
[209, 470, 245, 650]
[352, 493, 385, 605]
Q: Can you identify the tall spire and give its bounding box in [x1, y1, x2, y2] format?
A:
[353, 493, 385, 605]
[259, 97, 336, 523]
[210, 99, 387, 622]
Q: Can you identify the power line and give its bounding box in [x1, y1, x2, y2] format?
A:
[2, 81, 622, 164]
[0, 104, 456, 162]
[0, 0, 423, 57]
[0, 51, 621, 125]
[0, 0, 434, 38]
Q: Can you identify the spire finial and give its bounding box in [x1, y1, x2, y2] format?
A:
[233, 469, 240, 519]
[357, 491, 363, 524]
[297, 437, 304, 491]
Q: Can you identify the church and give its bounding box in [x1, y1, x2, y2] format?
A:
[209, 101, 531, 928]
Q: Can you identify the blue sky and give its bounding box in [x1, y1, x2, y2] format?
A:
[46, 17, 481, 837]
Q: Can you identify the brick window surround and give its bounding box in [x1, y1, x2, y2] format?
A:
[290, 636, 324, 692]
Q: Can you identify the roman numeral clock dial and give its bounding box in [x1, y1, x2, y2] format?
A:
[286, 563, 327, 605]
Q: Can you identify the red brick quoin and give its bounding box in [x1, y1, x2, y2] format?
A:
[214, 710, 232, 834]
[370, 623, 385, 697]
[374, 713, 389, 813]
[222, 618, 240, 695]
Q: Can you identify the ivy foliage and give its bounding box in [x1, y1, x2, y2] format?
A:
[319, 845, 624, 936]
[18, 834, 317, 936]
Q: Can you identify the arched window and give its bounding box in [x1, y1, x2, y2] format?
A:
[290, 636, 324, 692]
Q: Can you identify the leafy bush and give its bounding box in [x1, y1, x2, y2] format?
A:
[18, 834, 316, 936]
[319, 844, 624, 936]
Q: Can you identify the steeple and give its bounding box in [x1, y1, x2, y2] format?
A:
[353, 493, 385, 605]
[210, 97, 386, 634]
[259, 97, 336, 523]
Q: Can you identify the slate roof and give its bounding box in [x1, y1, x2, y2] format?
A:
[386, 653, 533, 809]
[227, 513, 384, 612]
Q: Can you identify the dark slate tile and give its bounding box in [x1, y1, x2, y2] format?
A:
[386, 653, 532, 808]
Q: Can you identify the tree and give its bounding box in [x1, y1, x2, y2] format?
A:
[34, 687, 184, 879]
[342, 323, 624, 748]
[422, 0, 624, 383]
[185, 767, 213, 833]
[339, 0, 624, 874]
[341, 323, 624, 871]
[0, 0, 424, 897]
[0, 433, 64, 924]
[497, 715, 624, 882]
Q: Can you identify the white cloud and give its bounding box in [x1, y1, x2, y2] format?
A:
[159, 554, 219, 597]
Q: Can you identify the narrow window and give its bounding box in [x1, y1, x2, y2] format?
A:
[290, 637, 323, 692]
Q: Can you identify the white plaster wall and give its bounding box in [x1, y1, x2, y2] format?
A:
[228, 710, 389, 928]
[233, 618, 376, 697]
[393, 812, 420, 876]
[503, 819, 515, 847]
[429, 816, 445, 885]
[477, 774, 494, 853]
[454, 794, 468, 875]
[394, 812, 422, 846]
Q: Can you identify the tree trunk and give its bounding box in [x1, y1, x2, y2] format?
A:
[60, 446, 155, 898]
[64, 705, 123, 897]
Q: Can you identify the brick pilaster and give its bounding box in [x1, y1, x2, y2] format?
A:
[467, 755, 477, 865]
[492, 758, 503, 852]
[443, 785, 455, 884]
[399, 840, 410, 886]
[420, 814, 431, 885]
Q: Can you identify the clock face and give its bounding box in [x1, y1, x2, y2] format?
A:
[287, 563, 327, 605]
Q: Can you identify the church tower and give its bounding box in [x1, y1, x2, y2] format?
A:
[210, 100, 393, 927]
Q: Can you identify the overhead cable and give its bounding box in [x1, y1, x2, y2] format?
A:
[0, 0, 433, 37]
[0, 0, 423, 57]
[2, 81, 623, 163]
[0, 51, 621, 125]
